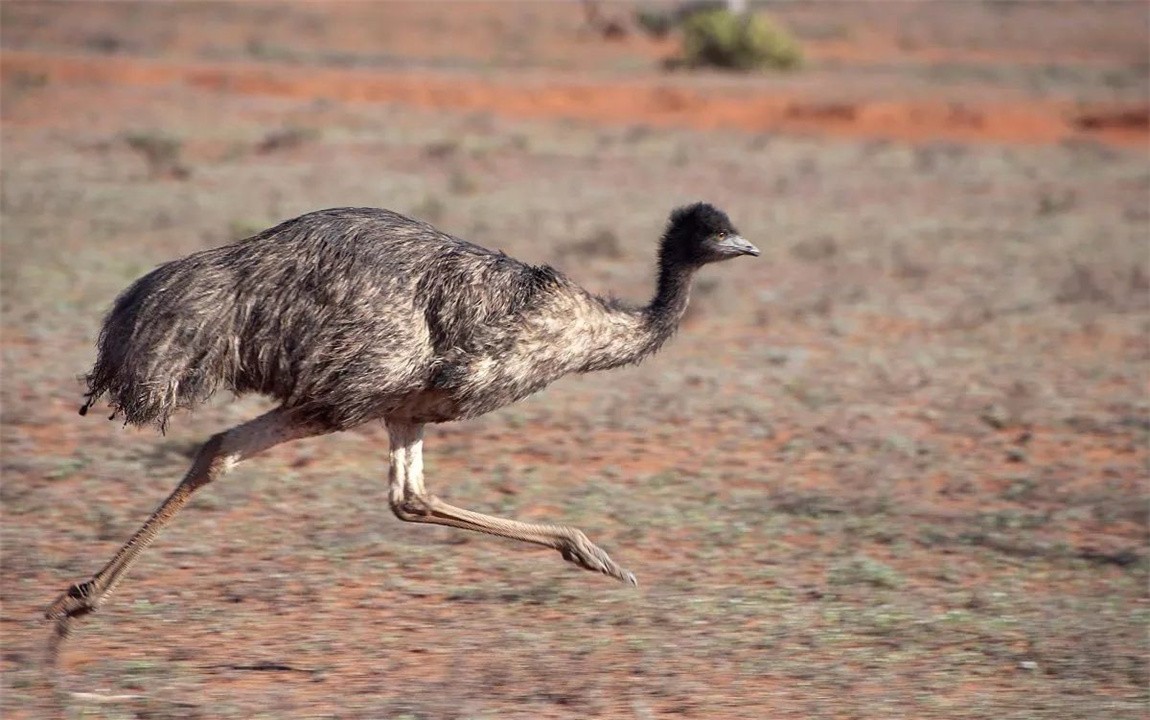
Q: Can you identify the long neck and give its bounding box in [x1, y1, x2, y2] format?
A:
[573, 253, 696, 374]
[643, 258, 695, 339]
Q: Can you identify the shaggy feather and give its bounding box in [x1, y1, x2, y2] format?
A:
[82, 204, 743, 431]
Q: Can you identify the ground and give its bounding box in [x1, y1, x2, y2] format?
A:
[1, 2, 1147, 719]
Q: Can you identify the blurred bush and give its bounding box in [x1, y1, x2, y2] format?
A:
[634, 2, 726, 41]
[123, 130, 190, 180]
[634, 7, 677, 39]
[636, 4, 803, 73]
[680, 9, 802, 71]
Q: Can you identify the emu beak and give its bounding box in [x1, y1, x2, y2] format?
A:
[722, 235, 760, 257]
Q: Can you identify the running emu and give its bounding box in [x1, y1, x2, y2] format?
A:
[46, 203, 757, 648]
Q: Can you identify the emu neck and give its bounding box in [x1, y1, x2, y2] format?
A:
[645, 261, 695, 335]
[572, 258, 697, 375]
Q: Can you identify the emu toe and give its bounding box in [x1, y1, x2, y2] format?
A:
[560, 535, 638, 586]
[45, 581, 100, 621]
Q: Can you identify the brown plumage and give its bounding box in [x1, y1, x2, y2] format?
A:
[47, 203, 758, 663]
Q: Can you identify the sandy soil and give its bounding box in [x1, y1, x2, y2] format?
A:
[2, 2, 1147, 719]
[4, 48, 1147, 147]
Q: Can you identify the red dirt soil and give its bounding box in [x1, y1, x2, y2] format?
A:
[4, 50, 1147, 148]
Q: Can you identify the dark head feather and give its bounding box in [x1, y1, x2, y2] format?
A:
[659, 202, 742, 268]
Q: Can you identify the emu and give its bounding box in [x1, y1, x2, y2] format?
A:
[46, 202, 757, 651]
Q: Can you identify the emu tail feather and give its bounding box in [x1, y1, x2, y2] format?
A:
[82, 258, 240, 432]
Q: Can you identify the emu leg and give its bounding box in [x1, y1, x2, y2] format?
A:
[385, 422, 637, 586]
[45, 408, 323, 663]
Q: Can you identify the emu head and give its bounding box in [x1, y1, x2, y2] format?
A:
[660, 202, 759, 268]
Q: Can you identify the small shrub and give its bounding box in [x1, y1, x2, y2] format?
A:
[828, 556, 903, 589]
[560, 228, 623, 260]
[790, 235, 838, 263]
[255, 125, 320, 154]
[245, 38, 297, 63]
[448, 167, 480, 195]
[411, 195, 446, 224]
[635, 2, 726, 40]
[123, 130, 190, 179]
[85, 32, 124, 54]
[634, 7, 676, 39]
[423, 139, 460, 160]
[228, 219, 267, 242]
[681, 10, 802, 72]
[9, 70, 49, 91]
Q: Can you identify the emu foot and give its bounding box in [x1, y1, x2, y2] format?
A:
[559, 533, 638, 586]
[45, 580, 101, 622]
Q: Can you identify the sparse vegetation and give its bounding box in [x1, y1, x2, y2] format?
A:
[5, 70, 49, 93]
[558, 228, 623, 260]
[448, 166, 481, 195]
[680, 9, 803, 71]
[123, 130, 190, 179]
[634, 7, 677, 39]
[423, 139, 460, 160]
[828, 555, 905, 589]
[411, 194, 447, 224]
[255, 125, 321, 154]
[634, 5, 804, 72]
[227, 218, 267, 241]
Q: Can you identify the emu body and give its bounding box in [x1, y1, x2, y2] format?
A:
[47, 203, 757, 661]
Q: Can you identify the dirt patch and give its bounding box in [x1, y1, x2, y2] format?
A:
[4, 49, 1145, 148]
[5, 50, 1148, 147]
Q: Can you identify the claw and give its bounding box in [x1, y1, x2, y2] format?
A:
[559, 535, 637, 586]
[45, 582, 98, 622]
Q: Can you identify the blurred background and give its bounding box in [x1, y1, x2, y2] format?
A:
[2, 2, 1147, 718]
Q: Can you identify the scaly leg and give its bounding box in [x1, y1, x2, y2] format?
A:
[45, 408, 327, 665]
[385, 421, 637, 585]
